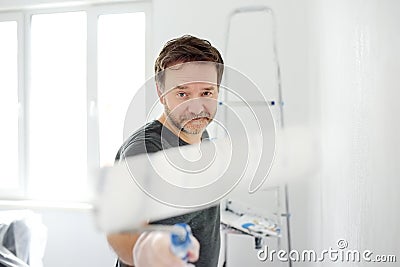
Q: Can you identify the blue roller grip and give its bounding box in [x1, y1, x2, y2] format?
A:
[170, 223, 193, 261]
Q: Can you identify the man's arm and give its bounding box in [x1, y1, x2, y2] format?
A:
[107, 230, 200, 267]
[107, 232, 140, 266]
[110, 137, 161, 266]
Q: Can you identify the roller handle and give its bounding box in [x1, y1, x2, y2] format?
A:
[170, 223, 193, 261]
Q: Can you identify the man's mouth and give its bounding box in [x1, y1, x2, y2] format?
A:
[191, 117, 208, 121]
[183, 117, 210, 128]
[188, 117, 210, 124]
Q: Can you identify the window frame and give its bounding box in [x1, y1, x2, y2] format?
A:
[0, 12, 26, 199]
[0, 1, 152, 204]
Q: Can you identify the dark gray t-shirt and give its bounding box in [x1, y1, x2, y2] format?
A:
[115, 120, 220, 267]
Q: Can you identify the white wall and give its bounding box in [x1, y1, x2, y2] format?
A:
[40, 210, 116, 267]
[313, 0, 400, 265]
[38, 209, 116, 267]
[0, 0, 143, 12]
[0, 207, 117, 267]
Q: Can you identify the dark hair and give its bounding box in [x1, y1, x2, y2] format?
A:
[154, 35, 224, 90]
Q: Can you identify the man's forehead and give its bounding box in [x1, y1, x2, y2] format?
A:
[164, 62, 218, 89]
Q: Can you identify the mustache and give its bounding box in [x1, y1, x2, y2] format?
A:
[180, 111, 211, 121]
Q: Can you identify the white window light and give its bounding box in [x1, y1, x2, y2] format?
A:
[0, 3, 150, 205]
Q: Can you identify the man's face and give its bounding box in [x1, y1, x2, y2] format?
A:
[160, 62, 219, 135]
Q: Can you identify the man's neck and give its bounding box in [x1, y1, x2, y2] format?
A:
[157, 113, 202, 144]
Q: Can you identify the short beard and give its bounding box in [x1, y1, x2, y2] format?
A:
[164, 106, 213, 135]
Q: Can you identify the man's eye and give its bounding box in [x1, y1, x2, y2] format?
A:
[203, 91, 212, 96]
[177, 92, 187, 97]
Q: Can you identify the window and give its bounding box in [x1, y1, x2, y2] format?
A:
[0, 20, 19, 191]
[0, 3, 150, 203]
[98, 12, 145, 167]
[29, 12, 87, 200]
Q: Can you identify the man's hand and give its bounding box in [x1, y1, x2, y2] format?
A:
[133, 231, 200, 267]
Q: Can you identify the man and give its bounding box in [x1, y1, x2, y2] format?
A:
[108, 35, 224, 267]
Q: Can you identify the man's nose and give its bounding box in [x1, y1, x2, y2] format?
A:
[186, 98, 205, 115]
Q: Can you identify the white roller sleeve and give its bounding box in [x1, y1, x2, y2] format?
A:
[92, 138, 232, 234]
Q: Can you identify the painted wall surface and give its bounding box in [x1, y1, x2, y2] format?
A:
[40, 209, 116, 267]
[0, 208, 117, 267]
[314, 0, 400, 266]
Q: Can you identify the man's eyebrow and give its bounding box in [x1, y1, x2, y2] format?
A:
[173, 85, 216, 90]
[174, 85, 189, 90]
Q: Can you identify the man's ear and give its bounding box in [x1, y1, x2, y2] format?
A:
[156, 83, 165, 105]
